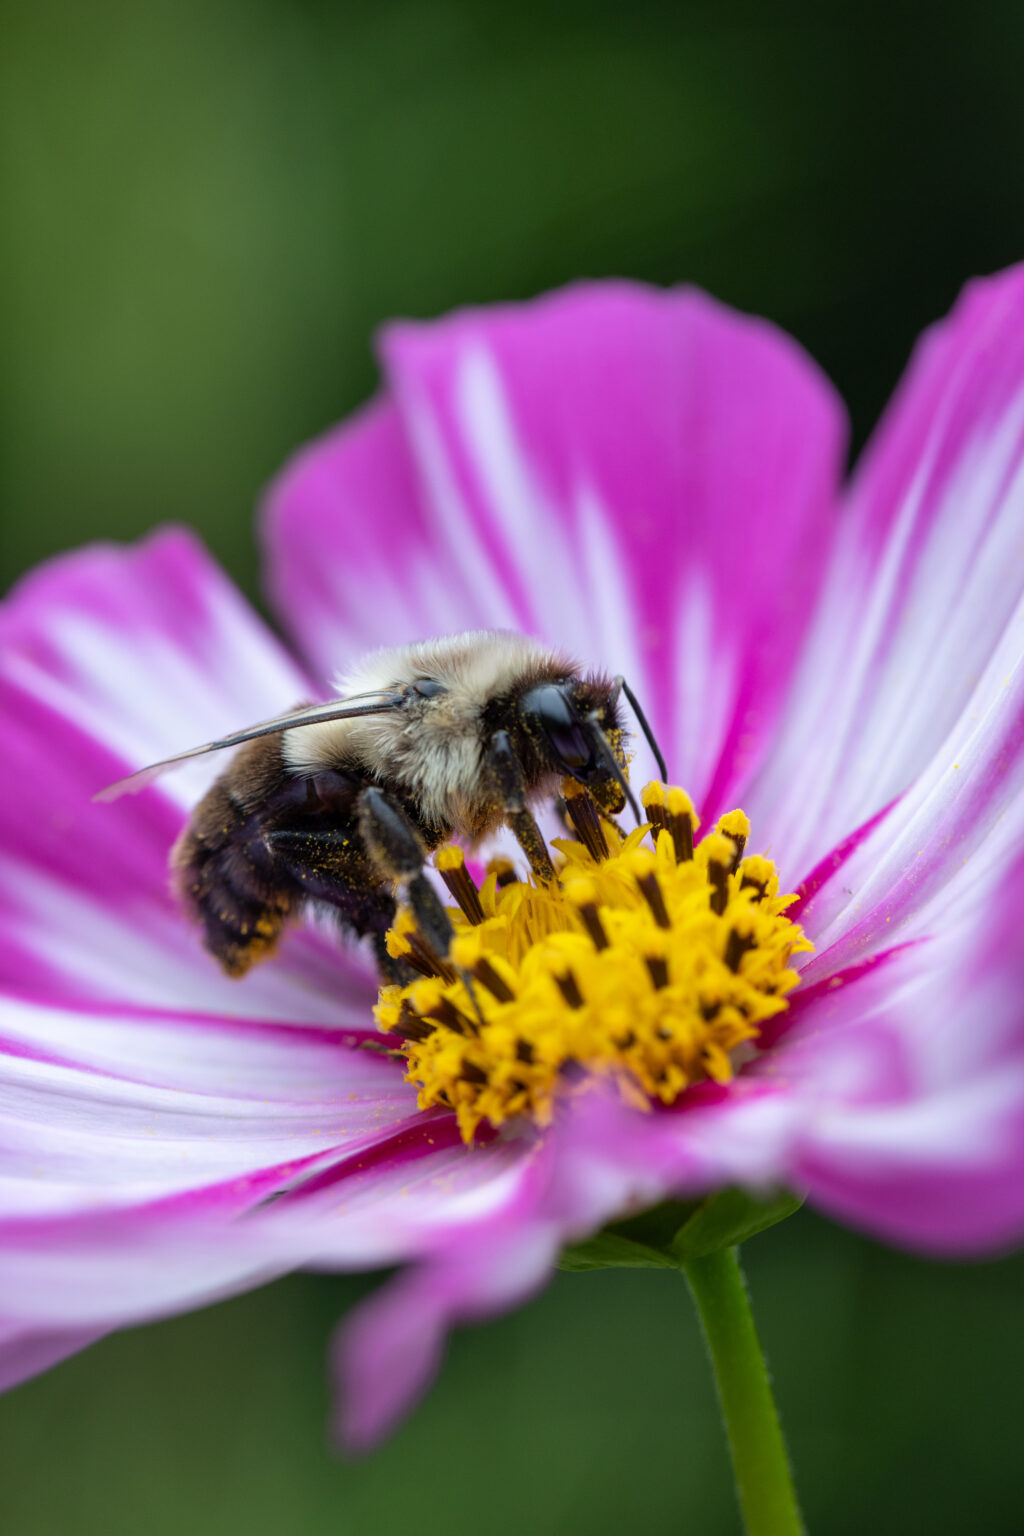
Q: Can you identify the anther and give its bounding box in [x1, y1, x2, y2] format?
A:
[717, 810, 751, 871]
[554, 968, 584, 1008]
[562, 779, 609, 862]
[435, 846, 485, 925]
[629, 849, 670, 929]
[406, 929, 457, 985]
[471, 957, 515, 1003]
[641, 782, 668, 839]
[487, 856, 520, 889]
[422, 994, 477, 1036]
[724, 928, 756, 973]
[702, 832, 734, 916]
[566, 878, 610, 951]
[389, 1002, 435, 1043]
[740, 855, 775, 902]
[665, 788, 698, 863]
[645, 953, 670, 989]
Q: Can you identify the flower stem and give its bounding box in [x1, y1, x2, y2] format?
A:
[682, 1247, 804, 1536]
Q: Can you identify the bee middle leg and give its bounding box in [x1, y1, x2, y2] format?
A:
[486, 730, 555, 882]
[356, 787, 455, 963]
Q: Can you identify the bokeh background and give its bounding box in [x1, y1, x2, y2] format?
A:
[3, 2, 1024, 1531]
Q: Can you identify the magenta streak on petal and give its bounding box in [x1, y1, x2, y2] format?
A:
[788, 798, 900, 927]
[261, 399, 479, 683]
[0, 1150, 338, 1245]
[1, 679, 187, 900]
[384, 286, 846, 814]
[269, 1112, 470, 1205]
[0, 988, 381, 1053]
[1, 526, 314, 713]
[801, 665, 1024, 982]
[263, 283, 848, 821]
[755, 940, 930, 1053]
[748, 268, 1024, 884]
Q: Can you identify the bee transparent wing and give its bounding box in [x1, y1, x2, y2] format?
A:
[94, 691, 405, 803]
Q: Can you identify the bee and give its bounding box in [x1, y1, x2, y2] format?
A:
[99, 631, 666, 980]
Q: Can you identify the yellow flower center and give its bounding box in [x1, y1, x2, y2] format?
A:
[375, 781, 812, 1144]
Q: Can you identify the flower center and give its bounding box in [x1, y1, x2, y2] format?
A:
[375, 782, 812, 1144]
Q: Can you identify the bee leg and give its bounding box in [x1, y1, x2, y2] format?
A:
[261, 823, 398, 963]
[358, 788, 487, 1025]
[357, 787, 455, 961]
[486, 730, 555, 883]
[371, 932, 414, 987]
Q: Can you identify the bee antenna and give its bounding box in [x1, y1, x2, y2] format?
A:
[613, 675, 668, 784]
[584, 714, 642, 826]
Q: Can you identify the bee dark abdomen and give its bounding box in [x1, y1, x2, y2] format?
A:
[172, 734, 399, 977]
[172, 737, 296, 976]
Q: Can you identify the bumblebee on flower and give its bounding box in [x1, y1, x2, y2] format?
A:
[1, 267, 1023, 1499]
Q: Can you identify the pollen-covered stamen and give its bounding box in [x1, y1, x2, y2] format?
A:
[554, 968, 585, 1008]
[567, 877, 611, 951]
[376, 784, 813, 1143]
[451, 934, 517, 1003]
[703, 833, 734, 916]
[628, 848, 671, 928]
[642, 931, 670, 990]
[641, 782, 668, 836]
[644, 783, 699, 863]
[434, 846, 485, 925]
[562, 778, 610, 862]
[388, 1001, 436, 1042]
[410, 978, 478, 1036]
[724, 925, 757, 973]
[739, 854, 776, 902]
[488, 856, 520, 889]
[718, 809, 750, 871]
[386, 912, 458, 983]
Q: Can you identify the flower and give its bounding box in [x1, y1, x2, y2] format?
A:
[2, 270, 1023, 1449]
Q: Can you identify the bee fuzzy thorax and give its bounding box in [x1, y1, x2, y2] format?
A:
[281, 631, 589, 831]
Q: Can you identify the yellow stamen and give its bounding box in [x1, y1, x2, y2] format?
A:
[375, 784, 812, 1143]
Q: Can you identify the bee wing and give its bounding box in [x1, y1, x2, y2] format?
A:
[94, 691, 404, 803]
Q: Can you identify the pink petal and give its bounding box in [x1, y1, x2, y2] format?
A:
[335, 1218, 557, 1451]
[749, 266, 1024, 937]
[332, 1089, 715, 1449]
[0, 1320, 105, 1392]
[790, 848, 1024, 1252]
[0, 1117, 543, 1331]
[263, 283, 846, 810]
[0, 991, 416, 1219]
[0, 528, 376, 1017]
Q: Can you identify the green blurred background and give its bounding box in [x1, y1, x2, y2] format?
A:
[3, 1, 1024, 1531]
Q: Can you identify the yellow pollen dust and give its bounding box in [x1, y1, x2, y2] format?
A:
[375, 781, 812, 1143]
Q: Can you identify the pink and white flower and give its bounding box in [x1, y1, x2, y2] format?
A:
[2, 269, 1023, 1447]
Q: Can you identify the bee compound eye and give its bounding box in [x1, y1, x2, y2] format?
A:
[522, 684, 595, 774]
[411, 678, 447, 700]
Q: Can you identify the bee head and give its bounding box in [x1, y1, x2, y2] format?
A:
[520, 679, 633, 818]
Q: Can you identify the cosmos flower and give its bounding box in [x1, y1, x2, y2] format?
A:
[2, 269, 1023, 1451]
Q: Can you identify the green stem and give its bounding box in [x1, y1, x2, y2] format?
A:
[682, 1247, 804, 1536]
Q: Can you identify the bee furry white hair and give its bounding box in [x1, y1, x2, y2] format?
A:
[281, 630, 575, 830]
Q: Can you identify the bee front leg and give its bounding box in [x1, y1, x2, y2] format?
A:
[486, 730, 555, 883]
